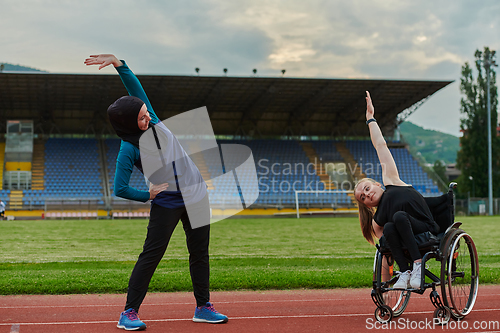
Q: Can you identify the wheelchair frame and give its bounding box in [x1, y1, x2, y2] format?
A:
[370, 183, 479, 324]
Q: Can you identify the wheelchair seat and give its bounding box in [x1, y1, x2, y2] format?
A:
[378, 231, 441, 253]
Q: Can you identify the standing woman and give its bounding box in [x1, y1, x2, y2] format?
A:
[85, 54, 228, 331]
[354, 91, 440, 290]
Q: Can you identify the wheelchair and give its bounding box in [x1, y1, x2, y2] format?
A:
[371, 183, 479, 325]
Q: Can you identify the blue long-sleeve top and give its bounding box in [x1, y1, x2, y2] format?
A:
[113, 61, 184, 207]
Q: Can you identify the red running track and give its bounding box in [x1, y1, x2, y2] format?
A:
[1, 286, 499, 333]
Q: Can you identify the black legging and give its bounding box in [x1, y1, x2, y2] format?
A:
[125, 197, 210, 312]
[383, 211, 438, 272]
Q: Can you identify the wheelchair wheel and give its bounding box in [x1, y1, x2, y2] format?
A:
[433, 307, 451, 325]
[374, 252, 410, 317]
[441, 230, 479, 319]
[374, 305, 393, 323]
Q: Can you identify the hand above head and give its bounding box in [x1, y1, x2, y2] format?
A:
[366, 91, 375, 121]
[84, 54, 122, 70]
[149, 183, 169, 200]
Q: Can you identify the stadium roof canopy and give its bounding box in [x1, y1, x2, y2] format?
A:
[0, 72, 452, 137]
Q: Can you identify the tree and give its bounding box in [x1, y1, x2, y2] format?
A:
[456, 47, 498, 197]
[433, 160, 447, 184]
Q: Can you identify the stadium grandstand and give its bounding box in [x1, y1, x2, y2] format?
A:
[0, 70, 452, 219]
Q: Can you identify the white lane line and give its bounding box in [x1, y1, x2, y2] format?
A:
[2, 292, 499, 310]
[1, 295, 499, 310]
[0, 314, 373, 326]
[1, 293, 499, 310]
[1, 308, 499, 327]
[10, 324, 20, 332]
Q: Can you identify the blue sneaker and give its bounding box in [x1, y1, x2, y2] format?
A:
[193, 302, 228, 324]
[117, 308, 147, 331]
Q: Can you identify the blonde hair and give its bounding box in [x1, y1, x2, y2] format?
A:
[354, 178, 379, 245]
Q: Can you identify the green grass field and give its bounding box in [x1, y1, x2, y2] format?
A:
[0, 216, 498, 294]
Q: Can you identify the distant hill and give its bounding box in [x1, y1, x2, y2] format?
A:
[399, 121, 459, 165]
[0, 63, 46, 72]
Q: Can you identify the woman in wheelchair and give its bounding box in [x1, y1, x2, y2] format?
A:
[354, 91, 440, 290]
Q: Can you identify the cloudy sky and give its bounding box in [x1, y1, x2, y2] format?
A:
[1, 0, 499, 136]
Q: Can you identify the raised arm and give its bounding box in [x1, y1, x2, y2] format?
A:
[84, 54, 160, 124]
[365, 91, 405, 186]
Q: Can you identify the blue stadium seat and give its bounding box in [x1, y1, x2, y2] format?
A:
[39, 138, 104, 201]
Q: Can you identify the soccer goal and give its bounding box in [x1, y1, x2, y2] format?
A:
[294, 190, 354, 218]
